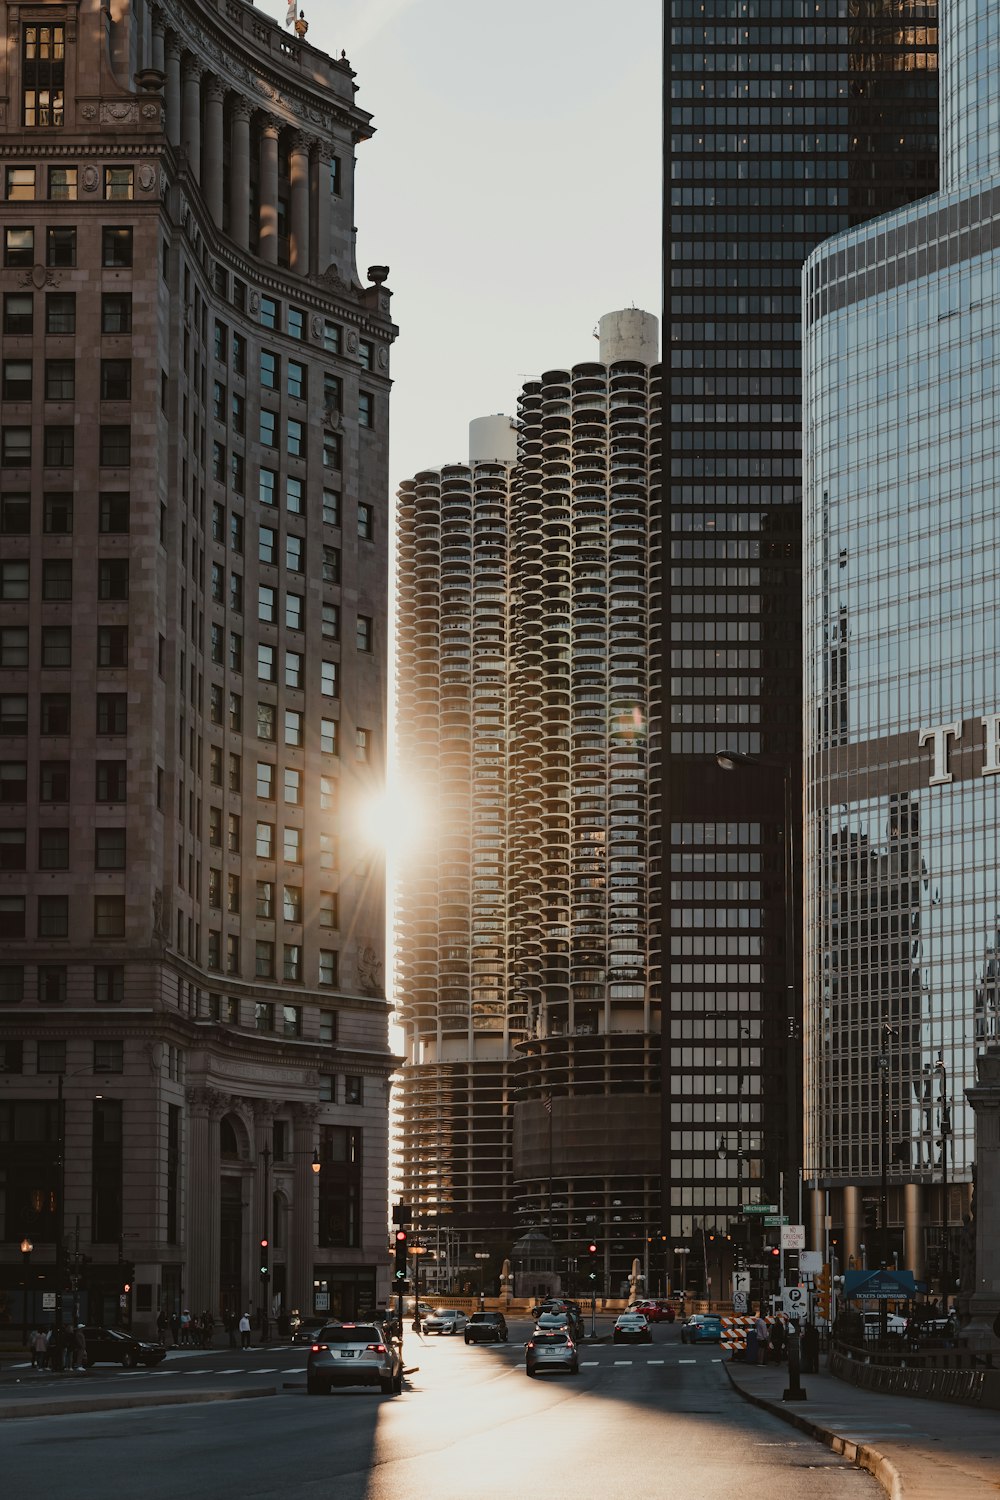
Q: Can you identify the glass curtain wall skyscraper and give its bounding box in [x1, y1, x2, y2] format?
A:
[658, 5, 938, 1293]
[802, 0, 997, 1287]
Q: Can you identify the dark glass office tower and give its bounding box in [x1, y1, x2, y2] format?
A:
[657, 4, 938, 1296]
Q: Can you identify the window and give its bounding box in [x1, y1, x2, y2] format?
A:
[2, 427, 31, 466]
[358, 391, 374, 428]
[256, 703, 276, 742]
[208, 807, 222, 847]
[320, 718, 338, 756]
[319, 833, 337, 871]
[99, 426, 131, 467]
[258, 585, 276, 623]
[323, 432, 342, 469]
[319, 1009, 338, 1043]
[5, 167, 35, 200]
[42, 627, 72, 666]
[0, 696, 28, 734]
[100, 359, 131, 400]
[38, 893, 68, 937]
[282, 884, 302, 923]
[214, 320, 228, 361]
[0, 561, 29, 600]
[285, 593, 303, 631]
[322, 373, 342, 414]
[229, 572, 242, 612]
[208, 868, 221, 908]
[319, 950, 338, 986]
[256, 947, 274, 992]
[256, 880, 274, 919]
[259, 296, 279, 330]
[322, 604, 341, 641]
[5, 227, 34, 266]
[228, 752, 241, 792]
[228, 691, 242, 733]
[356, 615, 373, 652]
[283, 947, 302, 983]
[319, 891, 339, 930]
[345, 1076, 363, 1106]
[230, 513, 244, 553]
[286, 476, 303, 515]
[283, 651, 302, 690]
[43, 425, 73, 466]
[259, 526, 277, 565]
[42, 493, 72, 533]
[355, 728, 372, 763]
[257, 643, 275, 683]
[37, 1039, 66, 1073]
[209, 745, 223, 786]
[231, 391, 245, 435]
[98, 559, 129, 600]
[284, 709, 303, 747]
[40, 694, 70, 735]
[45, 359, 74, 400]
[226, 934, 239, 975]
[210, 624, 224, 664]
[210, 563, 224, 604]
[23, 24, 65, 128]
[256, 821, 275, 858]
[0, 1040, 24, 1073]
[287, 307, 304, 341]
[104, 167, 134, 201]
[98, 493, 129, 533]
[287, 360, 306, 399]
[0, 898, 26, 939]
[286, 535, 304, 574]
[255, 992, 275, 1024]
[259, 410, 277, 447]
[4, 294, 33, 335]
[323, 490, 341, 528]
[232, 332, 246, 376]
[48, 167, 77, 201]
[227, 872, 240, 914]
[209, 683, 223, 725]
[3, 360, 32, 400]
[283, 768, 302, 806]
[227, 813, 240, 853]
[94, 895, 125, 939]
[93, 1039, 124, 1074]
[260, 349, 278, 389]
[259, 469, 276, 508]
[38, 827, 69, 869]
[97, 626, 128, 668]
[95, 760, 127, 804]
[0, 761, 28, 801]
[207, 930, 221, 969]
[283, 826, 301, 863]
[94, 965, 125, 1004]
[358, 503, 374, 540]
[319, 1074, 335, 1102]
[228, 631, 242, 672]
[256, 762, 274, 799]
[102, 226, 133, 267]
[0, 830, 26, 870]
[101, 293, 130, 334]
[46, 226, 75, 267]
[38, 966, 66, 1004]
[94, 827, 126, 870]
[0, 627, 29, 667]
[320, 774, 336, 812]
[286, 419, 304, 457]
[323, 319, 341, 353]
[321, 660, 339, 698]
[96, 693, 126, 734]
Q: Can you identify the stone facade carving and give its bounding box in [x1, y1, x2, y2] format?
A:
[186, 1084, 231, 1119]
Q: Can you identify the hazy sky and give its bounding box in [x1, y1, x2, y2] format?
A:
[261, 0, 662, 489]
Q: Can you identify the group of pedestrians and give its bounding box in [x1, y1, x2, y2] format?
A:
[26, 1324, 88, 1372]
[159, 1308, 217, 1348]
[746, 1309, 821, 1371]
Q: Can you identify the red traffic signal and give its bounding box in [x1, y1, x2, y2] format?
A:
[587, 1242, 598, 1255]
[395, 1229, 408, 1245]
[260, 1238, 268, 1249]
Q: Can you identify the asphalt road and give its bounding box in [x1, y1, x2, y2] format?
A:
[1, 1321, 879, 1500]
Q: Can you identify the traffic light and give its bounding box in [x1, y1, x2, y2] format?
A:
[815, 1263, 832, 1322]
[259, 1237, 270, 1281]
[587, 1241, 599, 1282]
[863, 1196, 879, 1234]
[393, 1228, 408, 1284]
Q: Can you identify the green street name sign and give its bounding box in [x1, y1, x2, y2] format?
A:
[741, 1204, 779, 1216]
[763, 1215, 790, 1227]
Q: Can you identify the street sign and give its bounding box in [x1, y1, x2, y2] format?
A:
[799, 1250, 822, 1276]
[733, 1290, 748, 1314]
[783, 1286, 805, 1314]
[42, 1292, 56, 1309]
[763, 1215, 789, 1226]
[780, 1224, 805, 1250]
[741, 1204, 778, 1216]
[732, 1271, 751, 1294]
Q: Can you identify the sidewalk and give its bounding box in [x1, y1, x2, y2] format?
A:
[727, 1358, 1000, 1499]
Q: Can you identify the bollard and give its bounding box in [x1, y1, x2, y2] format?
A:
[783, 1322, 808, 1401]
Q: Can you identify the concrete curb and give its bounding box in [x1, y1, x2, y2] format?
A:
[723, 1364, 903, 1500]
[0, 1385, 278, 1421]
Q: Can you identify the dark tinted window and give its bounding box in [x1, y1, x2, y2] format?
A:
[319, 1324, 379, 1343]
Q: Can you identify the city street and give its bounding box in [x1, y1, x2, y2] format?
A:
[0, 1320, 877, 1500]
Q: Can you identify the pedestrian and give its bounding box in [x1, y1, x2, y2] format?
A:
[156, 1307, 168, 1342]
[201, 1310, 214, 1348]
[754, 1309, 769, 1365]
[169, 1311, 180, 1346]
[32, 1328, 48, 1371]
[46, 1326, 59, 1371]
[801, 1320, 820, 1374]
[239, 1311, 251, 1350]
[27, 1328, 38, 1367]
[72, 1324, 88, 1373]
[180, 1308, 192, 1345]
[768, 1312, 787, 1365]
[226, 1310, 237, 1349]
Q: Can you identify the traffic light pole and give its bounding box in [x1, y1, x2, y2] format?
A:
[259, 1145, 271, 1344]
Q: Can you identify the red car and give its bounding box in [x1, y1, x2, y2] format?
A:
[631, 1299, 676, 1324]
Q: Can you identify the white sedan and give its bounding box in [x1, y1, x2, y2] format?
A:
[422, 1307, 468, 1335]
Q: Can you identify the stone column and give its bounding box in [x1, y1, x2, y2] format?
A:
[311, 142, 331, 273]
[809, 1186, 825, 1256]
[842, 1183, 861, 1269]
[964, 1047, 1000, 1348]
[291, 1105, 320, 1315]
[289, 132, 310, 275]
[229, 98, 252, 251]
[258, 118, 280, 265]
[185, 1087, 225, 1318]
[164, 35, 182, 149]
[904, 1181, 924, 1283]
[202, 77, 225, 227]
[182, 58, 202, 182]
[151, 8, 165, 72]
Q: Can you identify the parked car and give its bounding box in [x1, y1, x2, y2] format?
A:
[79, 1326, 167, 1369]
[464, 1312, 508, 1344]
[525, 1331, 579, 1377]
[306, 1322, 403, 1395]
[680, 1314, 722, 1345]
[290, 1315, 331, 1345]
[613, 1312, 652, 1345]
[422, 1307, 468, 1336]
[631, 1299, 676, 1324]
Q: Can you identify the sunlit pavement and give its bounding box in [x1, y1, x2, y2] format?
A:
[0, 1320, 879, 1500]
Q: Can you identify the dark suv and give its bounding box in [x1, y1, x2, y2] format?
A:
[464, 1312, 508, 1344]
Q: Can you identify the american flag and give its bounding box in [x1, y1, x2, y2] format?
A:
[285, 0, 296, 26]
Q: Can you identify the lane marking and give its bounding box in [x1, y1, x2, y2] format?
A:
[647, 1359, 665, 1365]
[679, 1358, 696, 1364]
[613, 1360, 633, 1366]
[581, 1360, 599, 1367]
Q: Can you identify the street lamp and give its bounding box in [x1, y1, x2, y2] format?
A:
[934, 1054, 951, 1307]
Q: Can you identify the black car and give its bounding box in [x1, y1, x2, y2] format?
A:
[291, 1316, 333, 1345]
[464, 1312, 508, 1344]
[80, 1326, 167, 1369]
